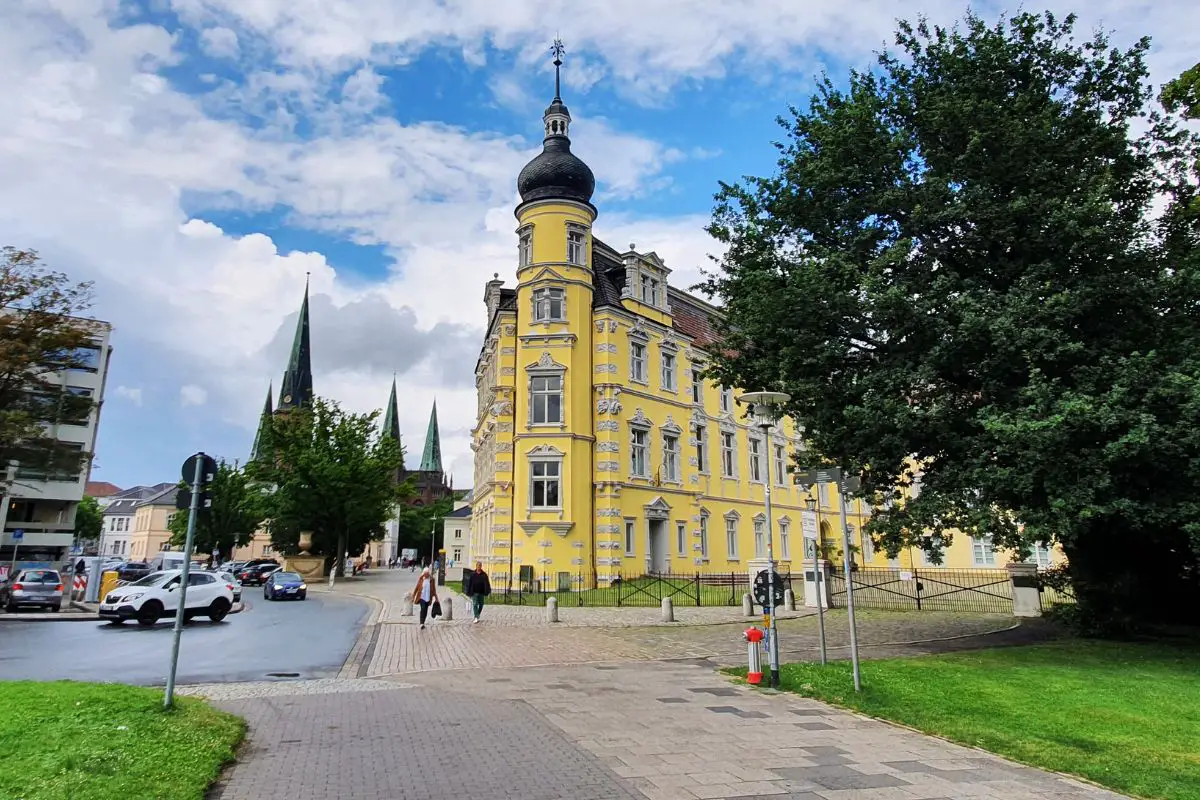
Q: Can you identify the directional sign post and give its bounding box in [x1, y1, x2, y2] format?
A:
[8, 528, 24, 579]
[164, 452, 215, 709]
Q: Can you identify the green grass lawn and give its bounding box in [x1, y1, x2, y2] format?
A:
[737, 640, 1200, 800]
[0, 681, 245, 800]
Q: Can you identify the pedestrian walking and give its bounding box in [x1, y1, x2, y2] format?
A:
[412, 567, 438, 630]
[465, 561, 491, 623]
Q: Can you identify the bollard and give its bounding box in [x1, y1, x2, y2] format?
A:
[661, 596, 674, 623]
[784, 589, 796, 612]
[442, 595, 453, 621]
[742, 592, 754, 617]
[546, 596, 559, 623]
[744, 627, 765, 685]
[401, 597, 414, 617]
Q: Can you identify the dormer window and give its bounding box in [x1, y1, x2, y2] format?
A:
[533, 287, 565, 322]
[567, 229, 585, 266]
[518, 231, 532, 267]
[640, 274, 660, 306]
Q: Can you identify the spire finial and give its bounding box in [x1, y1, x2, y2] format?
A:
[551, 38, 565, 100]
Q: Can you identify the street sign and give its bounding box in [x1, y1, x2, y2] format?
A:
[181, 453, 218, 485]
[804, 537, 818, 559]
[12, 529, 23, 542]
[752, 569, 786, 608]
[800, 510, 818, 540]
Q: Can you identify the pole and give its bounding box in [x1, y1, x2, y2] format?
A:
[812, 501, 827, 665]
[762, 423, 781, 689]
[838, 480, 862, 692]
[164, 453, 204, 709]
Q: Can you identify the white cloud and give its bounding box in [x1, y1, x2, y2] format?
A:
[114, 385, 144, 406]
[180, 385, 209, 407]
[199, 26, 240, 59]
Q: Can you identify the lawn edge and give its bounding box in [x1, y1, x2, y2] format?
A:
[715, 665, 1142, 800]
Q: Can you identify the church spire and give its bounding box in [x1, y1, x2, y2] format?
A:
[250, 383, 274, 462]
[278, 275, 314, 410]
[418, 400, 442, 473]
[381, 376, 404, 469]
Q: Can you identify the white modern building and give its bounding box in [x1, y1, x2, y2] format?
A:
[0, 319, 113, 569]
[443, 492, 472, 569]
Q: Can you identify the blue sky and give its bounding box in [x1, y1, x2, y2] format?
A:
[1, 0, 1195, 491]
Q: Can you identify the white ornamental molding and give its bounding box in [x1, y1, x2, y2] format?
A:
[538, 540, 553, 547]
[498, 422, 513, 432]
[598, 541, 620, 550]
[495, 507, 511, 516]
[629, 407, 653, 428]
[595, 321, 606, 333]
[596, 441, 619, 452]
[572, 541, 584, 548]
[660, 333, 679, 353]
[498, 443, 513, 453]
[629, 317, 649, 341]
[661, 414, 683, 434]
[690, 475, 700, 484]
[502, 324, 516, 336]
[596, 508, 622, 517]
[494, 540, 510, 549]
[687, 456, 699, 467]
[594, 363, 618, 373]
[597, 460, 620, 472]
[572, 558, 584, 566]
[490, 400, 513, 417]
[597, 421, 619, 432]
[608, 320, 619, 332]
[595, 524, 621, 534]
[595, 343, 617, 353]
[538, 558, 553, 564]
[495, 461, 512, 472]
[500, 367, 516, 376]
[501, 347, 516, 355]
[494, 523, 512, 533]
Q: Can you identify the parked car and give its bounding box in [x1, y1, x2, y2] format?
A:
[264, 571, 307, 601]
[237, 563, 280, 586]
[224, 561, 248, 574]
[114, 561, 152, 582]
[216, 571, 242, 603]
[99, 569, 235, 626]
[1, 569, 65, 612]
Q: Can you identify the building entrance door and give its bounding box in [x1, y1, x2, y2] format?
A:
[648, 520, 669, 574]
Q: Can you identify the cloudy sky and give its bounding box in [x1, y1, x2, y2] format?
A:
[2, 1, 1194, 491]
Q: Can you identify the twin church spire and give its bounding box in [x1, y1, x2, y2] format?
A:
[250, 280, 442, 476]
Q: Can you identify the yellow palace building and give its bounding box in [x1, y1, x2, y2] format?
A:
[470, 51, 813, 589]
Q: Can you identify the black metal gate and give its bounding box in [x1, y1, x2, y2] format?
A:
[827, 567, 1013, 614]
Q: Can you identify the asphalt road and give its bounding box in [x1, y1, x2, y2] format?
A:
[0, 592, 368, 685]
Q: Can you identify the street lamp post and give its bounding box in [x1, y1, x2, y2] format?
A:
[805, 495, 828, 665]
[737, 391, 790, 690]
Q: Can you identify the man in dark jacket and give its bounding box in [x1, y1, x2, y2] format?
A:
[465, 561, 492, 623]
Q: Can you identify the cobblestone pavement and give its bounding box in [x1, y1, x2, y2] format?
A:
[202, 680, 642, 800]
[392, 661, 1127, 800]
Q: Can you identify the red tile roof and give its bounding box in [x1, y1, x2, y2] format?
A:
[669, 289, 722, 348]
[86, 481, 122, 497]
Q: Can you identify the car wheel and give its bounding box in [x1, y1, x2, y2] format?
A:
[108, 618, 125, 625]
[49, 604, 60, 613]
[298, 592, 306, 601]
[137, 600, 162, 627]
[208, 597, 231, 623]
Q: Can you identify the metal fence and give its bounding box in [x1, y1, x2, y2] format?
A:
[466, 570, 794, 608]
[827, 566, 1015, 614]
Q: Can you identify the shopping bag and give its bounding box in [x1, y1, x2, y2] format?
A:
[431, 599, 442, 619]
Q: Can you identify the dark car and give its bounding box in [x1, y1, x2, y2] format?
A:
[263, 571, 307, 601]
[238, 563, 279, 586]
[114, 561, 152, 582]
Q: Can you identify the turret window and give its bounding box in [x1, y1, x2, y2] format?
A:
[567, 230, 585, 265]
[533, 287, 565, 322]
[518, 232, 532, 267]
[640, 274, 660, 306]
[530, 375, 563, 424]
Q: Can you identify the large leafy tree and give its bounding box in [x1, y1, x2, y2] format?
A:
[74, 495, 103, 549]
[250, 398, 408, 576]
[0, 247, 98, 487]
[702, 11, 1200, 631]
[168, 460, 266, 560]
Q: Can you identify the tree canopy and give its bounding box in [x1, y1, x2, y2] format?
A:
[74, 495, 103, 547]
[249, 397, 409, 575]
[168, 459, 266, 560]
[0, 247, 99, 487]
[701, 10, 1200, 631]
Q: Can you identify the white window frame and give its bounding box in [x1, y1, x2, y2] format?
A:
[694, 424, 708, 474]
[748, 436, 764, 483]
[530, 374, 563, 425]
[624, 519, 636, 556]
[662, 433, 680, 482]
[719, 386, 732, 413]
[753, 515, 766, 559]
[691, 368, 703, 404]
[532, 287, 565, 322]
[699, 513, 710, 559]
[971, 536, 997, 566]
[720, 430, 736, 478]
[630, 428, 649, 477]
[518, 230, 532, 267]
[1028, 541, 1053, 568]
[640, 274, 660, 306]
[661, 351, 676, 391]
[676, 521, 686, 556]
[725, 514, 740, 560]
[773, 444, 787, 486]
[630, 342, 647, 383]
[567, 228, 586, 265]
[530, 457, 562, 510]
[861, 529, 875, 562]
[779, 519, 790, 560]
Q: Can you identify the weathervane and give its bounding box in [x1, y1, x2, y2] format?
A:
[551, 38, 566, 99]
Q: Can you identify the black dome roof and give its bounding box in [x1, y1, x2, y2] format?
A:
[517, 136, 596, 206]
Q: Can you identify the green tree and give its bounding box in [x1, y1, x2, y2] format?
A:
[1161, 62, 1200, 120]
[0, 247, 98, 490]
[74, 495, 103, 549]
[250, 398, 408, 576]
[168, 460, 266, 560]
[701, 10, 1200, 631]
[395, 496, 455, 561]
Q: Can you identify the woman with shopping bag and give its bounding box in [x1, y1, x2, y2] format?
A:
[412, 567, 439, 630]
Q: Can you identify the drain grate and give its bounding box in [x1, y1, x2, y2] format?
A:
[266, 672, 300, 678]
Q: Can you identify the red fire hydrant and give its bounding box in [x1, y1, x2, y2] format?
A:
[744, 627, 765, 685]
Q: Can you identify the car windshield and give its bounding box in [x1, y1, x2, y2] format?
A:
[274, 572, 301, 582]
[20, 570, 60, 583]
[129, 572, 174, 588]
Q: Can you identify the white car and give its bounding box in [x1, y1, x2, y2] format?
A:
[216, 570, 243, 603]
[99, 569, 235, 627]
